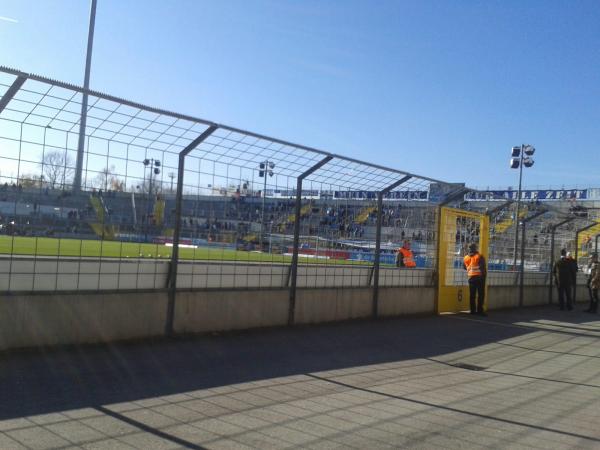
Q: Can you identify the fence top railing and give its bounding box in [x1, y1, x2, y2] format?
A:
[0, 65, 464, 197]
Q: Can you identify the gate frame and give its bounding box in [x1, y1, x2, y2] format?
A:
[436, 206, 489, 314]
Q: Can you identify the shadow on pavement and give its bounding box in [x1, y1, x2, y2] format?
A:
[0, 305, 597, 421]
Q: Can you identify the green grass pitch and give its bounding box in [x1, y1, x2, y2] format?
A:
[0, 235, 374, 265]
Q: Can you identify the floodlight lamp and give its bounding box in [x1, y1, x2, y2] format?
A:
[154, 161, 161, 167]
[511, 146, 521, 158]
[259, 163, 265, 169]
[259, 171, 265, 177]
[523, 157, 534, 168]
[154, 168, 160, 175]
[510, 158, 520, 169]
[268, 170, 274, 177]
[269, 162, 275, 169]
[143, 159, 150, 166]
[523, 145, 535, 156]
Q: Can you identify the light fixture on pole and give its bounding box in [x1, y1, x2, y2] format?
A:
[510, 144, 536, 268]
[258, 160, 275, 252]
[143, 158, 161, 242]
[168, 172, 175, 193]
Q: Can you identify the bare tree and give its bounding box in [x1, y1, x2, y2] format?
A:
[41, 150, 74, 189]
[93, 165, 125, 191]
[18, 174, 43, 189]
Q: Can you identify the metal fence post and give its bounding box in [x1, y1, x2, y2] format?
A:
[549, 226, 556, 305]
[519, 209, 546, 307]
[519, 221, 526, 307]
[288, 156, 332, 326]
[574, 222, 597, 304]
[0, 75, 27, 114]
[372, 176, 411, 318]
[165, 125, 218, 336]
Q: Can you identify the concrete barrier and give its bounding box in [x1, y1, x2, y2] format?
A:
[0, 291, 167, 351]
[0, 258, 591, 351]
[174, 289, 289, 333]
[294, 288, 373, 324]
[378, 287, 436, 316]
[487, 286, 550, 310]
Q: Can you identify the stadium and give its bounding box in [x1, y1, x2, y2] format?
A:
[3, 0, 600, 445]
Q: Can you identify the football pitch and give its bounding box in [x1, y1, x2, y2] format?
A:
[0, 235, 373, 265]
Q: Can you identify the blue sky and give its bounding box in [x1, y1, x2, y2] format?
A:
[1, 0, 599, 189]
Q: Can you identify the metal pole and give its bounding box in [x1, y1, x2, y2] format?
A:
[574, 222, 597, 304]
[0, 75, 27, 114]
[596, 234, 599, 255]
[373, 192, 385, 317]
[260, 165, 267, 252]
[549, 226, 556, 305]
[166, 125, 217, 336]
[146, 167, 152, 242]
[519, 209, 546, 307]
[519, 219, 526, 307]
[372, 176, 411, 318]
[73, 0, 97, 193]
[288, 156, 332, 326]
[512, 144, 524, 269]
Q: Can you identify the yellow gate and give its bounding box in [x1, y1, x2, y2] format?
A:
[437, 207, 489, 314]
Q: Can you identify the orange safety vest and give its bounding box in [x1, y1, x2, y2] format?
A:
[399, 247, 416, 267]
[464, 253, 482, 278]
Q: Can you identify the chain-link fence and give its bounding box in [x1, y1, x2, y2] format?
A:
[0, 66, 597, 312]
[0, 67, 458, 298]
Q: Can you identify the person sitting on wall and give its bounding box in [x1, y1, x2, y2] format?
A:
[396, 240, 416, 268]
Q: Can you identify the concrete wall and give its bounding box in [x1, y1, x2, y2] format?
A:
[294, 288, 373, 324]
[174, 289, 289, 333]
[0, 291, 167, 351]
[0, 260, 591, 351]
[378, 287, 436, 316]
[0, 285, 439, 351]
[487, 286, 550, 310]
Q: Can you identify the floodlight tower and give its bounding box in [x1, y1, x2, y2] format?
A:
[510, 144, 536, 268]
[143, 158, 161, 241]
[73, 0, 98, 192]
[168, 172, 175, 193]
[258, 160, 275, 252]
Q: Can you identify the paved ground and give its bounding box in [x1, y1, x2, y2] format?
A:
[1, 305, 599, 449]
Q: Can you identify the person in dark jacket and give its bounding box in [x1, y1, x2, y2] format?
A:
[554, 249, 574, 311]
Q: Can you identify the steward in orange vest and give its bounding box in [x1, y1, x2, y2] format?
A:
[463, 243, 487, 316]
[396, 240, 416, 268]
